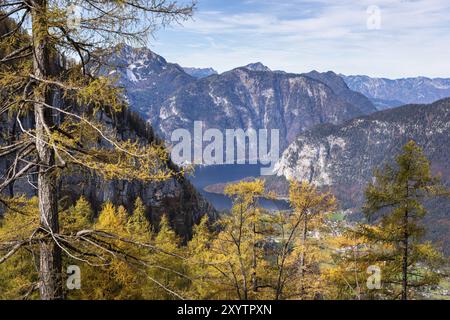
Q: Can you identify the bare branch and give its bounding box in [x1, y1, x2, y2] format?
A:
[0, 8, 29, 40]
[0, 241, 23, 264]
[0, 45, 32, 63]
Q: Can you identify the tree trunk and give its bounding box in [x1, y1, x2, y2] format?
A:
[402, 208, 409, 300]
[299, 213, 308, 297]
[251, 206, 257, 293]
[401, 170, 410, 301]
[32, 0, 63, 300]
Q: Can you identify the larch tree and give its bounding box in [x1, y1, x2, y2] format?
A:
[186, 215, 215, 299]
[272, 180, 336, 300]
[224, 179, 266, 296]
[63, 199, 185, 300]
[188, 180, 269, 300]
[361, 141, 448, 300]
[0, 0, 195, 299]
[0, 197, 40, 299]
[148, 214, 187, 300]
[325, 224, 381, 300]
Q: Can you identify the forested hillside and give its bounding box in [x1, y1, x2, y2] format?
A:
[275, 99, 450, 252]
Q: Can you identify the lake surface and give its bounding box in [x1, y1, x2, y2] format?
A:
[187, 164, 290, 211]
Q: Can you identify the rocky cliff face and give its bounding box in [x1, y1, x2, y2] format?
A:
[274, 99, 450, 251]
[0, 107, 215, 239]
[66, 109, 216, 239]
[304, 71, 376, 115]
[342, 75, 450, 109]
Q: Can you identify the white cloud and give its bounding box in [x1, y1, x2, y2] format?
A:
[153, 0, 450, 78]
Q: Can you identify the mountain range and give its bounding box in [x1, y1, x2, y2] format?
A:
[99, 44, 195, 120]
[106, 45, 377, 150]
[342, 75, 450, 109]
[107, 45, 450, 155]
[158, 66, 377, 150]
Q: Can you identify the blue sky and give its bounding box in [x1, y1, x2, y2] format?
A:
[150, 0, 450, 78]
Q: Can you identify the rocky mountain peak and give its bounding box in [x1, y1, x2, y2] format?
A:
[99, 44, 194, 118]
[109, 44, 168, 73]
[243, 62, 271, 72]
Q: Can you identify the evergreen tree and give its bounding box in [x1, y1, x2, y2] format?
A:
[357, 141, 447, 300]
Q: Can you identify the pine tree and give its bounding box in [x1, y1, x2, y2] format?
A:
[359, 141, 447, 300]
[0, 0, 195, 299]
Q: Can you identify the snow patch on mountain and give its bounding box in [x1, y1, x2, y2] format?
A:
[126, 68, 138, 82]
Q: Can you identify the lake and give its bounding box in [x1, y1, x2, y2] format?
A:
[187, 164, 290, 211]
